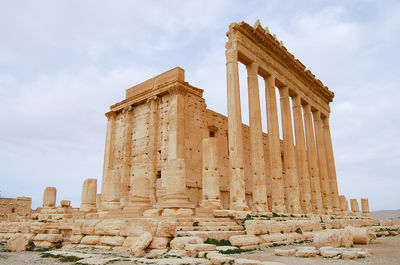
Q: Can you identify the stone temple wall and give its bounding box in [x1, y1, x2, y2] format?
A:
[100, 66, 288, 212]
[0, 197, 32, 221]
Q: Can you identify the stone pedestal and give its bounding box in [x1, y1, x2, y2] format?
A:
[226, 48, 248, 211]
[43, 187, 56, 208]
[265, 74, 286, 213]
[303, 104, 323, 214]
[247, 63, 267, 212]
[361, 198, 370, 217]
[200, 138, 222, 210]
[279, 86, 301, 214]
[350, 198, 361, 216]
[80, 179, 97, 212]
[292, 96, 312, 213]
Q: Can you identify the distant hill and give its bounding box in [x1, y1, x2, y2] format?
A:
[370, 209, 400, 220]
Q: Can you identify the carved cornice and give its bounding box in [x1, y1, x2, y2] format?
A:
[227, 21, 334, 103]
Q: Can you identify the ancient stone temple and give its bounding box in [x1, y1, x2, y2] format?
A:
[2, 21, 386, 260]
[98, 20, 347, 217]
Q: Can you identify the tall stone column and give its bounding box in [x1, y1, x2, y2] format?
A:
[279, 86, 301, 213]
[147, 96, 160, 204]
[264, 74, 286, 213]
[200, 138, 222, 209]
[339, 195, 349, 214]
[313, 110, 332, 214]
[226, 49, 248, 211]
[43, 187, 56, 208]
[120, 106, 133, 208]
[159, 88, 193, 209]
[350, 198, 361, 216]
[322, 116, 340, 214]
[101, 111, 121, 210]
[247, 62, 268, 212]
[302, 103, 323, 214]
[80, 179, 97, 212]
[361, 198, 370, 217]
[292, 96, 312, 213]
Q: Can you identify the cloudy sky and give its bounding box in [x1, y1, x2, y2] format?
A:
[1, 0, 399, 211]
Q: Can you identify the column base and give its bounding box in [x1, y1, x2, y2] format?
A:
[199, 199, 223, 210]
[230, 201, 249, 211]
[158, 194, 195, 208]
[253, 201, 268, 213]
[101, 201, 122, 211]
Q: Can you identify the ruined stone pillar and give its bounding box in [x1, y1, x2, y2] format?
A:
[120, 106, 133, 208]
[226, 49, 248, 211]
[350, 198, 361, 216]
[302, 103, 323, 214]
[147, 96, 160, 204]
[264, 74, 286, 213]
[246, 62, 267, 212]
[200, 138, 222, 209]
[322, 116, 340, 214]
[167, 87, 185, 160]
[101, 111, 121, 210]
[313, 110, 332, 214]
[80, 179, 97, 212]
[292, 96, 313, 213]
[279, 86, 301, 214]
[339, 195, 349, 214]
[361, 198, 370, 217]
[160, 158, 194, 208]
[43, 187, 56, 208]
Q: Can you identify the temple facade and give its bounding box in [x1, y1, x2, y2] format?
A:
[97, 21, 358, 217]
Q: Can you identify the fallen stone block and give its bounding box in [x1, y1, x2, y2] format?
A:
[80, 235, 101, 245]
[99, 236, 125, 246]
[342, 250, 358, 260]
[170, 236, 203, 250]
[229, 235, 261, 247]
[185, 243, 216, 252]
[7, 234, 29, 252]
[34, 233, 63, 243]
[148, 237, 170, 249]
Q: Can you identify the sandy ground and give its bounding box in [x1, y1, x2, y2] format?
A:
[238, 236, 400, 265]
[0, 236, 399, 264]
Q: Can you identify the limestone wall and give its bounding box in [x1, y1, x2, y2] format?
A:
[0, 197, 32, 221]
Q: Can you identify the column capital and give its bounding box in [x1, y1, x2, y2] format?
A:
[146, 95, 159, 104]
[225, 49, 238, 64]
[291, 95, 301, 106]
[105, 111, 116, 120]
[278, 86, 289, 97]
[246, 62, 258, 75]
[168, 85, 187, 96]
[122, 105, 133, 114]
[312, 109, 321, 120]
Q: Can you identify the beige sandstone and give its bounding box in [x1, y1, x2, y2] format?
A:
[42, 187, 56, 208]
[7, 234, 30, 252]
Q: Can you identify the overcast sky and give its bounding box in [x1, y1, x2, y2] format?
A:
[1, 0, 399, 211]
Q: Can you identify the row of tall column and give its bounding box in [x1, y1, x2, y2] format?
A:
[226, 48, 340, 214]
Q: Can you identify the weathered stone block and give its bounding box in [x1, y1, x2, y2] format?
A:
[7, 234, 29, 252]
[229, 235, 261, 247]
[99, 236, 125, 246]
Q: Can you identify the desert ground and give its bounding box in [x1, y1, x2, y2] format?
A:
[1, 236, 400, 265]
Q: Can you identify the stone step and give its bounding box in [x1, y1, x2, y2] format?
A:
[177, 225, 244, 232]
[177, 230, 246, 241]
[176, 217, 232, 222]
[176, 221, 239, 227]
